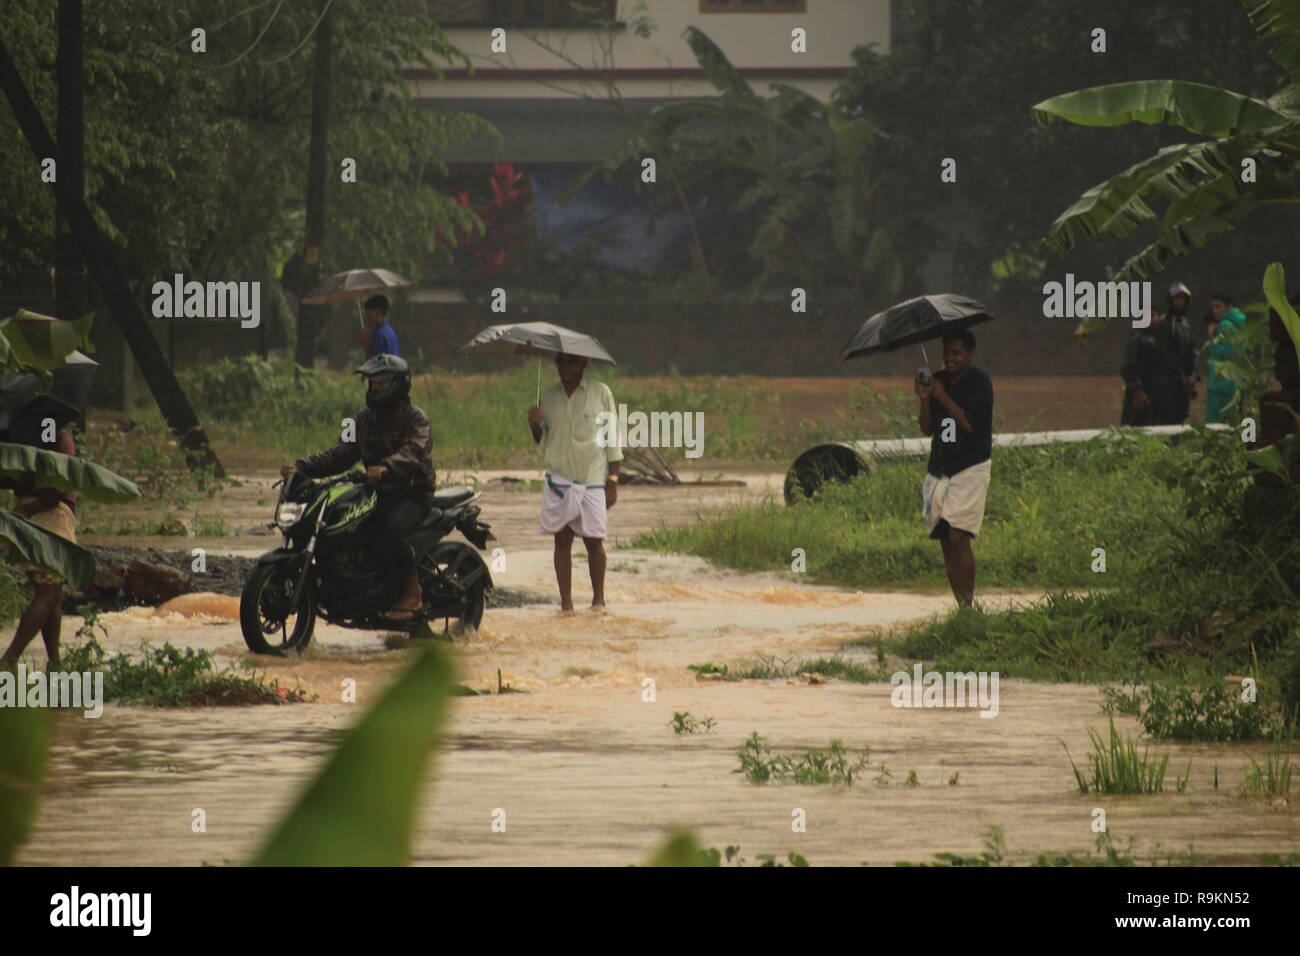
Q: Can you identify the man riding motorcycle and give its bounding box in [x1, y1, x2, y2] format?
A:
[279, 355, 434, 621]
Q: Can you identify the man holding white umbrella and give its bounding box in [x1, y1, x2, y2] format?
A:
[461, 321, 622, 610]
[528, 352, 622, 611]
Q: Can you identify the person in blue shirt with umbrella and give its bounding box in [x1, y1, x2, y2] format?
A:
[359, 294, 401, 358]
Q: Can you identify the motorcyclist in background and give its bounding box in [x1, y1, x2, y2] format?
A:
[279, 355, 434, 620]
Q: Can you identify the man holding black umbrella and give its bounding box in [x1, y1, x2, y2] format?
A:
[915, 329, 994, 608]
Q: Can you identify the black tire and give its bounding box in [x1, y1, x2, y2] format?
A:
[240, 561, 316, 655]
[419, 543, 487, 632]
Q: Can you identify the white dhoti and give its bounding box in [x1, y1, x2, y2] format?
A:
[539, 472, 608, 539]
[922, 459, 991, 538]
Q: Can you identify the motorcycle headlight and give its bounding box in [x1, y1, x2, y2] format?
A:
[275, 502, 306, 529]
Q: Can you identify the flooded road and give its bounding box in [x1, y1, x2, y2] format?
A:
[15, 470, 1300, 866]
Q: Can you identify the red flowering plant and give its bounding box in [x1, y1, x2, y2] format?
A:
[443, 162, 536, 284]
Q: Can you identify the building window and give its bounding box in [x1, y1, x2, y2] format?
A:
[700, 0, 807, 12]
[427, 0, 619, 25]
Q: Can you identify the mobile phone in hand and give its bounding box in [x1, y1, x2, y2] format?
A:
[917, 367, 931, 387]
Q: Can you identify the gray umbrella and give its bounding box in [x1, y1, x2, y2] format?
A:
[461, 321, 617, 403]
[842, 294, 994, 360]
[302, 268, 412, 329]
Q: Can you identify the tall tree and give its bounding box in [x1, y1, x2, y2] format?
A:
[0, 0, 492, 301]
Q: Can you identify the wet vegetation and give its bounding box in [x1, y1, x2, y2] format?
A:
[1064, 717, 1191, 796]
[690, 655, 886, 684]
[897, 826, 1209, 868]
[646, 428, 1300, 727]
[1101, 681, 1283, 741]
[669, 711, 716, 735]
[735, 733, 879, 786]
[1241, 734, 1295, 801]
[60, 636, 311, 707]
[641, 834, 809, 868]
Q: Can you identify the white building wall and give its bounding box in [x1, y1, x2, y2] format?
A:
[414, 0, 890, 101]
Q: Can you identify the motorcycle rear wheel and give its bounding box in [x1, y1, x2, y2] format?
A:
[418, 543, 487, 633]
[240, 561, 317, 656]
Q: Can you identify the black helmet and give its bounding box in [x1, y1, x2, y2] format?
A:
[355, 354, 411, 411]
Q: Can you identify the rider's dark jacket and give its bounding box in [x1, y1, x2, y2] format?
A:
[294, 400, 436, 494]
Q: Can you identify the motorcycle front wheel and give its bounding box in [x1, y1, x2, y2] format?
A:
[240, 561, 317, 655]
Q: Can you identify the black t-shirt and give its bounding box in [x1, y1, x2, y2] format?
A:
[926, 366, 994, 477]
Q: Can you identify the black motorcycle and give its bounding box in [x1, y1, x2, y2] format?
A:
[239, 470, 494, 655]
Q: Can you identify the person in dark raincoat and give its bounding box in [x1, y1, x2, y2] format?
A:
[1120, 281, 1196, 425]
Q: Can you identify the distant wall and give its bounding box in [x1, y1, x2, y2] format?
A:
[149, 295, 1152, 380]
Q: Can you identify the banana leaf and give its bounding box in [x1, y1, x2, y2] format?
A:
[253, 644, 453, 866]
[0, 705, 52, 866]
[1042, 133, 1295, 257]
[1032, 80, 1289, 138]
[1245, 433, 1300, 481]
[1262, 261, 1300, 356]
[0, 443, 140, 503]
[684, 25, 756, 100]
[0, 510, 96, 589]
[0, 311, 94, 372]
[1244, 0, 1300, 91]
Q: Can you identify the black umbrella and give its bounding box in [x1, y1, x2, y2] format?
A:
[0, 373, 41, 433]
[50, 350, 98, 413]
[841, 294, 994, 360]
[0, 373, 82, 445]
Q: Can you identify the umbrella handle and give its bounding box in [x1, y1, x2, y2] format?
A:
[536, 355, 541, 406]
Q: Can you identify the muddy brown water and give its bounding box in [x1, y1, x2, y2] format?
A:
[15, 468, 1300, 866]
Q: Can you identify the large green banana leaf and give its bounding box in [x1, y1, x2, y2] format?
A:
[253, 644, 453, 866]
[0, 510, 96, 589]
[1244, 0, 1300, 91]
[1262, 262, 1300, 356]
[1033, 80, 1290, 138]
[0, 311, 94, 371]
[0, 443, 140, 503]
[1041, 136, 1285, 254]
[684, 25, 756, 101]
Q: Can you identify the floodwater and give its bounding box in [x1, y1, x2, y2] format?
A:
[15, 469, 1300, 866]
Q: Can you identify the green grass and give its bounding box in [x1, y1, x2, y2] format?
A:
[1064, 716, 1190, 795]
[638, 433, 1190, 590]
[173, 356, 848, 467]
[1241, 733, 1295, 800]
